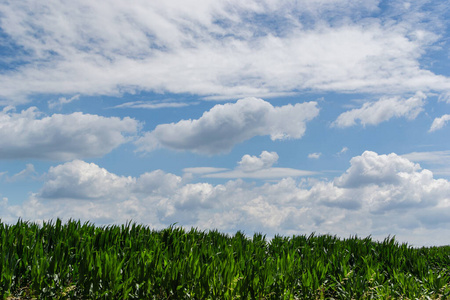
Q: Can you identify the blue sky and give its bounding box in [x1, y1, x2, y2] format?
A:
[0, 0, 449, 246]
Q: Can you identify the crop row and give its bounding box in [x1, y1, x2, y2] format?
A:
[0, 219, 449, 299]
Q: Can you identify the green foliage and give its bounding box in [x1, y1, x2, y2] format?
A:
[0, 219, 449, 299]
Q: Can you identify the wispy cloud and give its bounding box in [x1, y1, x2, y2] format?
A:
[0, 164, 38, 183]
[438, 92, 450, 103]
[337, 147, 349, 156]
[332, 92, 426, 128]
[203, 168, 316, 179]
[48, 95, 80, 110]
[308, 153, 322, 159]
[113, 101, 198, 109]
[402, 150, 450, 178]
[183, 167, 229, 174]
[429, 114, 450, 132]
[402, 150, 450, 164]
[191, 151, 316, 179]
[6, 164, 37, 182]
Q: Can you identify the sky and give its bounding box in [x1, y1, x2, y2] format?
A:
[0, 0, 449, 247]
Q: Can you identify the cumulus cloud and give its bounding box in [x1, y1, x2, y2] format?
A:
[429, 114, 450, 132]
[134, 170, 183, 195]
[239, 151, 279, 172]
[332, 92, 426, 128]
[329, 151, 450, 217]
[0, 1, 449, 104]
[335, 151, 421, 188]
[0, 106, 139, 160]
[40, 160, 183, 200]
[2, 151, 450, 246]
[39, 160, 136, 200]
[136, 98, 319, 154]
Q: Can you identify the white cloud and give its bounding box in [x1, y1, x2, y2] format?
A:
[335, 151, 421, 188]
[239, 151, 279, 172]
[136, 98, 319, 154]
[39, 160, 136, 200]
[0, 164, 37, 182]
[308, 152, 322, 159]
[332, 92, 426, 128]
[189, 151, 315, 179]
[402, 150, 450, 177]
[204, 168, 316, 179]
[402, 151, 450, 164]
[2, 151, 450, 246]
[429, 114, 450, 132]
[134, 170, 183, 195]
[40, 160, 183, 200]
[113, 101, 197, 109]
[311, 151, 450, 232]
[183, 167, 229, 174]
[172, 183, 219, 211]
[0, 106, 139, 160]
[48, 95, 80, 110]
[6, 164, 37, 182]
[337, 147, 348, 155]
[0, 1, 449, 104]
[438, 92, 450, 103]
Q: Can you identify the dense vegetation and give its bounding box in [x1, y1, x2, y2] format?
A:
[0, 219, 449, 299]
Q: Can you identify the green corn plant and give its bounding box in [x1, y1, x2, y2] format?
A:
[1, 219, 450, 299]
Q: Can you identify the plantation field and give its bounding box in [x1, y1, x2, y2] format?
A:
[0, 219, 449, 299]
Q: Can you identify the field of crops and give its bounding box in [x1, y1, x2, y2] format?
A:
[0, 219, 449, 299]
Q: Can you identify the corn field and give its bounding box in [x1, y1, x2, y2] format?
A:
[0, 219, 449, 299]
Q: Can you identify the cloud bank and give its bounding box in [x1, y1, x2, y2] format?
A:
[0, 1, 449, 103]
[2, 151, 449, 246]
